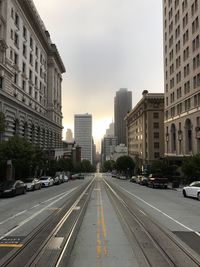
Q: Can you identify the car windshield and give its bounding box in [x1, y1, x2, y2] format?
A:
[40, 177, 49, 180]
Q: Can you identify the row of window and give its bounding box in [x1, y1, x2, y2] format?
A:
[166, 93, 200, 119]
[10, 7, 47, 65]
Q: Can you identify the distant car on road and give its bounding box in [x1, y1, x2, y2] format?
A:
[148, 174, 168, 189]
[25, 178, 41, 191]
[183, 181, 200, 200]
[71, 173, 84, 180]
[0, 180, 26, 197]
[39, 176, 54, 187]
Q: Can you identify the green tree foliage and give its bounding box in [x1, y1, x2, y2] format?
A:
[115, 156, 135, 174]
[80, 159, 95, 172]
[182, 154, 200, 182]
[102, 160, 116, 172]
[0, 136, 46, 179]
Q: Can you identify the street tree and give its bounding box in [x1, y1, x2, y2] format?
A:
[115, 156, 135, 176]
[182, 154, 200, 183]
[0, 136, 46, 180]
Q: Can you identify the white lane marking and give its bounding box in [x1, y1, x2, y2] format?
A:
[0, 189, 77, 225]
[139, 209, 147, 216]
[119, 186, 200, 236]
[0, 210, 27, 225]
[0, 187, 77, 240]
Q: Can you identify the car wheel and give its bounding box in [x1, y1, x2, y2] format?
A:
[23, 188, 26, 194]
[197, 192, 200, 201]
[183, 190, 187, 197]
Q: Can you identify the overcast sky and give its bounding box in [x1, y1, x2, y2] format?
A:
[34, 0, 164, 147]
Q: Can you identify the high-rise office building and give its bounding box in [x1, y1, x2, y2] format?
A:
[114, 88, 132, 145]
[66, 128, 73, 142]
[163, 0, 200, 157]
[0, 0, 65, 147]
[74, 114, 92, 163]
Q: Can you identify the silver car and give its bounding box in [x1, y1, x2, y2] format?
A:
[39, 176, 54, 187]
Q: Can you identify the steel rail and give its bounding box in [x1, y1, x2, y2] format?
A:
[0, 179, 94, 267]
[104, 179, 200, 267]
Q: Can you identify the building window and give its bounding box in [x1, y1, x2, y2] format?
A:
[35, 46, 38, 57]
[153, 113, 159, 119]
[15, 13, 19, 28]
[154, 142, 160, 149]
[23, 44, 27, 58]
[30, 36, 33, 49]
[11, 8, 14, 18]
[23, 26, 27, 40]
[22, 80, 26, 91]
[0, 76, 3, 89]
[29, 53, 33, 65]
[29, 86, 32, 96]
[35, 61, 38, 72]
[14, 73, 18, 84]
[22, 62, 26, 74]
[29, 69, 32, 82]
[14, 32, 19, 47]
[14, 52, 18, 66]
[153, 122, 159, 129]
[154, 132, 159, 139]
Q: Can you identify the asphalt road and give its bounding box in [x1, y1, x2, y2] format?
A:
[105, 175, 200, 255]
[0, 178, 91, 243]
[0, 173, 199, 266]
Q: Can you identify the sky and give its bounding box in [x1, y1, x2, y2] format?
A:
[33, 0, 164, 149]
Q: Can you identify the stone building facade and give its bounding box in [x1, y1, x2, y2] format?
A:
[125, 91, 164, 171]
[163, 0, 200, 157]
[0, 0, 65, 148]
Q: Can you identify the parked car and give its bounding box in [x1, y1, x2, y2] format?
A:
[39, 176, 54, 187]
[183, 181, 200, 200]
[0, 180, 26, 197]
[25, 178, 41, 191]
[53, 176, 60, 185]
[63, 175, 69, 182]
[148, 174, 168, 189]
[136, 175, 143, 184]
[140, 176, 149, 186]
[130, 176, 137, 183]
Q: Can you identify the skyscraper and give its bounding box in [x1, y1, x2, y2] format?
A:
[74, 114, 92, 163]
[163, 0, 200, 157]
[66, 129, 73, 142]
[114, 88, 132, 145]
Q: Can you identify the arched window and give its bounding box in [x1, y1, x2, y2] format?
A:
[171, 123, 176, 153]
[185, 119, 192, 153]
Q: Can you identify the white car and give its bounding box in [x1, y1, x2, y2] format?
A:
[183, 181, 200, 200]
[40, 176, 54, 187]
[63, 175, 69, 182]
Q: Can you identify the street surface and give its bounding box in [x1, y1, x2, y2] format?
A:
[0, 173, 199, 266]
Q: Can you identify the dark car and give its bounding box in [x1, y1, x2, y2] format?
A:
[25, 178, 41, 191]
[0, 180, 26, 197]
[71, 173, 84, 180]
[148, 174, 168, 189]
